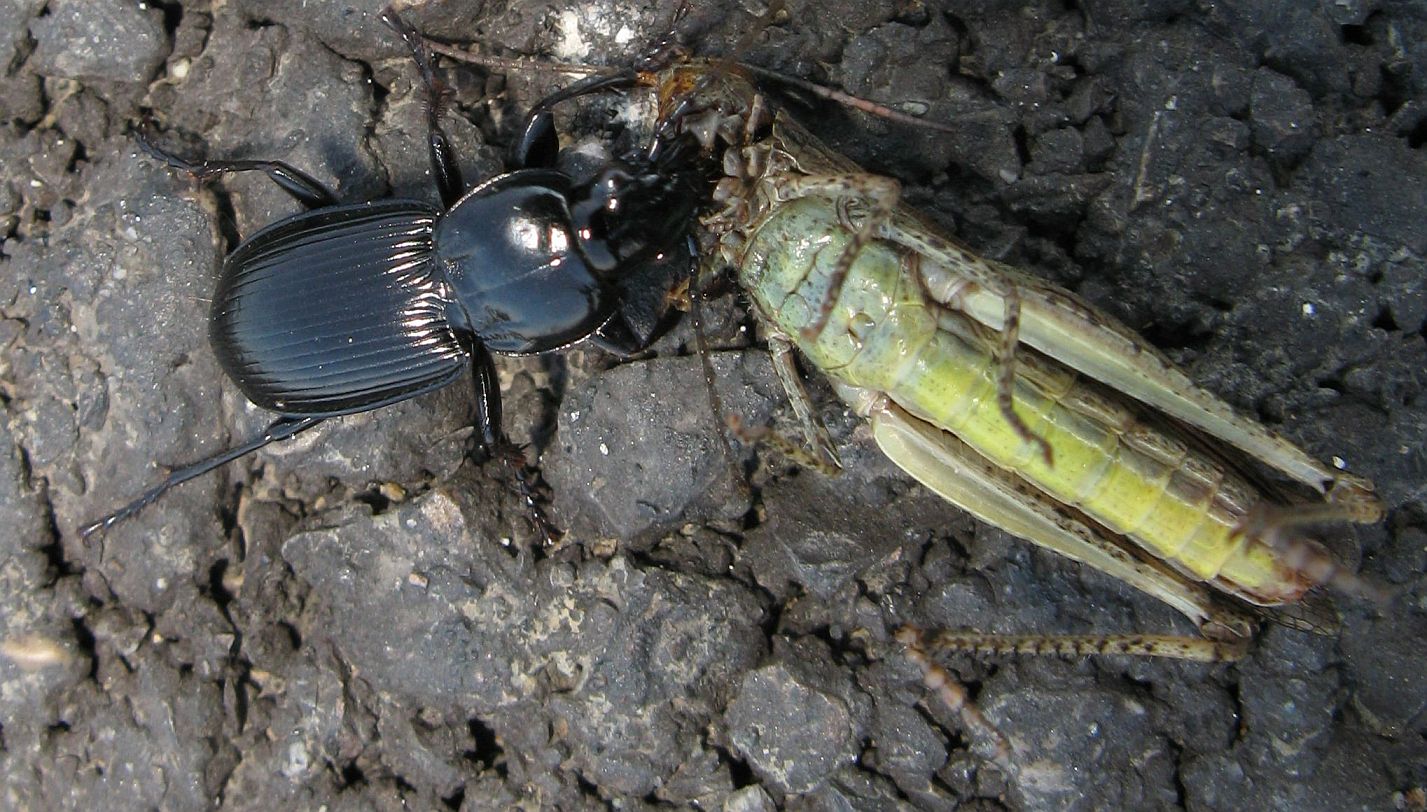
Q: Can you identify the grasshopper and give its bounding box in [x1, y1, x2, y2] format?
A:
[406, 3, 1406, 789]
[641, 61, 1386, 654]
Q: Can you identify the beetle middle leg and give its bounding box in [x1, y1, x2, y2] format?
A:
[382, 6, 466, 207]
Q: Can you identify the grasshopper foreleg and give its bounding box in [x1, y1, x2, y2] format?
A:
[727, 335, 843, 475]
[768, 334, 842, 471]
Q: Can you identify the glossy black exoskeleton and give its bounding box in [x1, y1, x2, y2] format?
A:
[82, 8, 706, 537]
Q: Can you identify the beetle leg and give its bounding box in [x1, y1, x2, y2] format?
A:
[465, 338, 561, 545]
[382, 6, 465, 208]
[134, 125, 339, 209]
[80, 416, 324, 538]
[585, 315, 647, 359]
[465, 340, 504, 459]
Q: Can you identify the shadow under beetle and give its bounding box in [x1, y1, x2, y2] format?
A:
[83, 8, 707, 537]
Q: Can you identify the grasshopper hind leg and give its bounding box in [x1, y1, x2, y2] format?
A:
[842, 382, 1259, 638]
[904, 626, 1248, 663]
[1235, 500, 1394, 608]
[891, 623, 1244, 778]
[894, 626, 1017, 777]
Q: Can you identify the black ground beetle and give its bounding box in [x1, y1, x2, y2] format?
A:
[82, 8, 706, 537]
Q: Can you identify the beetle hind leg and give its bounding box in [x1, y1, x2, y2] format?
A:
[81, 416, 324, 538]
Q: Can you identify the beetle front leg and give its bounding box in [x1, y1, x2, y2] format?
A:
[134, 123, 340, 209]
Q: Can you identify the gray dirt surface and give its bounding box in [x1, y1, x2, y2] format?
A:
[1, 0, 1424, 809]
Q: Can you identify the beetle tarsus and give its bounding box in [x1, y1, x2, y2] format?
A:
[492, 441, 562, 547]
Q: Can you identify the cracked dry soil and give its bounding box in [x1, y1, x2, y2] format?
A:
[2, 0, 1426, 809]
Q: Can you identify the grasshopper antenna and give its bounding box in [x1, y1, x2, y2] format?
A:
[424, 42, 619, 79]
[739, 63, 961, 135]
